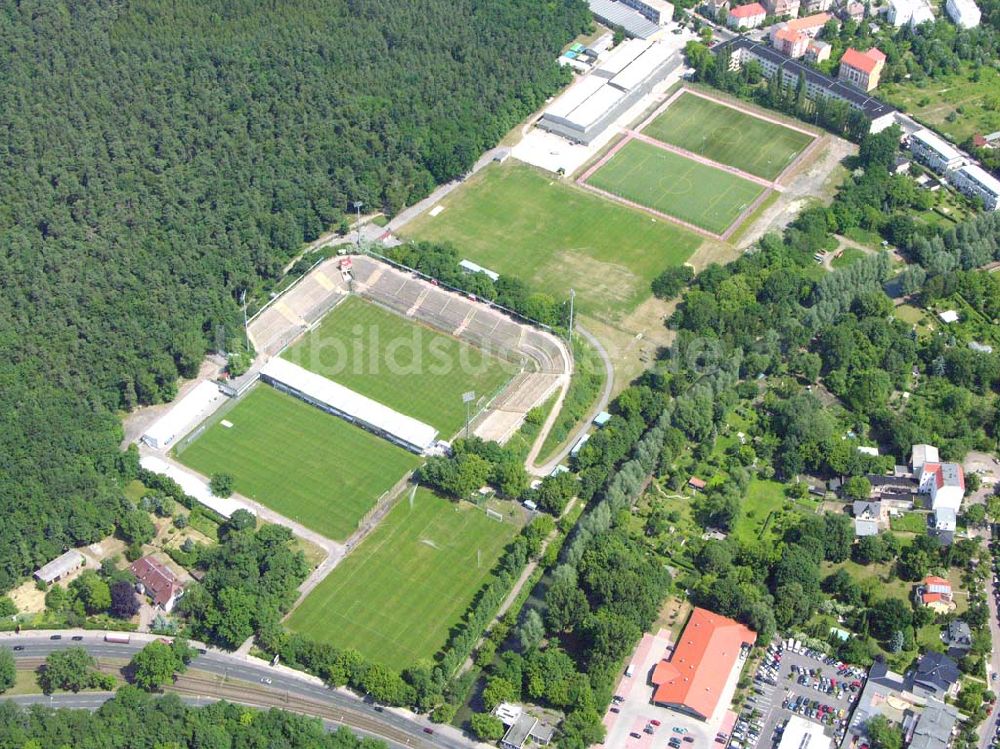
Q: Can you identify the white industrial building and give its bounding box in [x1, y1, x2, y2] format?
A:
[260, 357, 439, 453]
[34, 550, 86, 585]
[908, 129, 967, 173]
[779, 717, 832, 749]
[951, 164, 1000, 210]
[537, 39, 680, 144]
[945, 0, 980, 27]
[142, 380, 226, 450]
[886, 0, 934, 26]
[139, 455, 251, 519]
[589, 0, 673, 38]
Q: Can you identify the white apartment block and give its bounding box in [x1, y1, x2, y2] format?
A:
[945, 0, 981, 27]
[886, 0, 934, 26]
[951, 164, 1000, 210]
[908, 129, 966, 173]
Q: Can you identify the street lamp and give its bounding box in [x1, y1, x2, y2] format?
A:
[352, 201, 364, 249]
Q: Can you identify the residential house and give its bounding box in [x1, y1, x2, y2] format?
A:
[911, 652, 961, 698]
[772, 27, 810, 57]
[892, 155, 911, 174]
[943, 620, 972, 658]
[802, 0, 833, 11]
[840, 1, 866, 21]
[130, 556, 185, 613]
[497, 707, 554, 749]
[763, 0, 801, 16]
[806, 39, 832, 62]
[838, 47, 886, 91]
[853, 500, 888, 536]
[703, 0, 732, 17]
[909, 701, 959, 749]
[911, 444, 940, 473]
[918, 462, 965, 513]
[945, 0, 980, 27]
[886, 0, 935, 26]
[688, 477, 707, 492]
[932, 507, 956, 545]
[916, 575, 955, 614]
[727, 2, 767, 28]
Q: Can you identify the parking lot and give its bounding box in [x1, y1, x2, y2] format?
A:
[728, 641, 865, 749]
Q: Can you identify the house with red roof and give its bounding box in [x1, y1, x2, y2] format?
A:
[915, 575, 955, 614]
[837, 47, 886, 92]
[771, 27, 810, 57]
[650, 608, 756, 721]
[727, 2, 767, 28]
[130, 556, 185, 613]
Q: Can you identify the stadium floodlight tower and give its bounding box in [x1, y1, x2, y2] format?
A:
[462, 390, 476, 439]
[352, 200, 364, 249]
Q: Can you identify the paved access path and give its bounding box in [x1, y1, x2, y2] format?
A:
[527, 325, 614, 477]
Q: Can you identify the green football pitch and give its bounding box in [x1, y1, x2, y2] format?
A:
[282, 296, 514, 437]
[287, 488, 521, 670]
[400, 163, 703, 320]
[642, 92, 815, 180]
[587, 140, 766, 235]
[174, 386, 421, 540]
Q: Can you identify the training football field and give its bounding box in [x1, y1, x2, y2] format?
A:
[401, 163, 703, 320]
[282, 296, 513, 437]
[642, 92, 815, 180]
[587, 140, 766, 235]
[175, 386, 421, 540]
[287, 488, 521, 670]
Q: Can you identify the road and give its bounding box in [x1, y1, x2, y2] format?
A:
[979, 526, 1000, 749]
[1, 632, 479, 749]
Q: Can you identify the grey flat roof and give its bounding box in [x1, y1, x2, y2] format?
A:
[715, 37, 897, 120]
[503, 714, 537, 749]
[35, 550, 85, 582]
[589, 0, 661, 37]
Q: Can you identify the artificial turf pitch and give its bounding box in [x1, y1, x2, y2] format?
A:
[587, 139, 766, 235]
[175, 386, 421, 541]
[642, 92, 815, 181]
[401, 163, 703, 320]
[282, 296, 513, 437]
[287, 488, 520, 670]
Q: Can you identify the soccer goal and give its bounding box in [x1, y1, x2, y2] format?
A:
[485, 508, 503, 523]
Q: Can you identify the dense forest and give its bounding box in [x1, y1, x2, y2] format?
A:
[0, 688, 384, 749]
[0, 0, 590, 592]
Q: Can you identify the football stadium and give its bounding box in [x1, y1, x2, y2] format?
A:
[156, 253, 570, 545]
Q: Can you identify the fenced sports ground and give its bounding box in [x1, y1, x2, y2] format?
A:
[286, 488, 524, 670]
[578, 87, 822, 240]
[174, 386, 421, 541]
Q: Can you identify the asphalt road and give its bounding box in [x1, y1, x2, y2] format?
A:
[2, 634, 477, 749]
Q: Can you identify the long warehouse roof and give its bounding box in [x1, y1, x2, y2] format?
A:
[263, 357, 438, 451]
[609, 43, 673, 92]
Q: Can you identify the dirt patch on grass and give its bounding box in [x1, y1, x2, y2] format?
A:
[538, 250, 645, 317]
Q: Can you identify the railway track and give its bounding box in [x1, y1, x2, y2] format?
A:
[170, 673, 431, 747]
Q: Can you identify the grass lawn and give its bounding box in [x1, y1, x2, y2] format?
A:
[282, 296, 513, 437]
[400, 163, 703, 320]
[175, 386, 421, 540]
[881, 66, 1000, 145]
[587, 140, 766, 235]
[287, 489, 520, 670]
[732, 479, 787, 542]
[890, 512, 929, 533]
[643, 92, 815, 180]
[832, 247, 866, 269]
[822, 559, 914, 605]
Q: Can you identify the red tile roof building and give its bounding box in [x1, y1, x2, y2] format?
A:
[651, 608, 757, 721]
[727, 2, 767, 27]
[130, 556, 184, 612]
[838, 47, 886, 91]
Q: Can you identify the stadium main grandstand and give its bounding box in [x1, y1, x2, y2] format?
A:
[260, 357, 439, 454]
